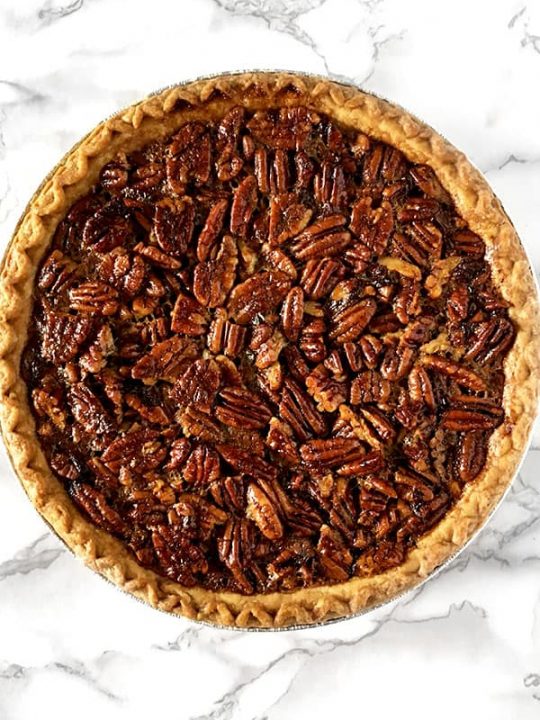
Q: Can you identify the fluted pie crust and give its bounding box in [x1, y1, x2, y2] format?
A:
[0, 72, 538, 629]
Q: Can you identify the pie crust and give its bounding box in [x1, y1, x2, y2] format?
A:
[0, 72, 538, 629]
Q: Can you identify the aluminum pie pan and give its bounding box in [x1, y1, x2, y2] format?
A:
[2, 69, 538, 632]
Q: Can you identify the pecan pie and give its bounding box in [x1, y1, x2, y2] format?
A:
[0, 73, 538, 628]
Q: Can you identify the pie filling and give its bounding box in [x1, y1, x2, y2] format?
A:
[22, 105, 515, 594]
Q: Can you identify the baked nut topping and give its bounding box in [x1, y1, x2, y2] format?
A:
[22, 104, 516, 594]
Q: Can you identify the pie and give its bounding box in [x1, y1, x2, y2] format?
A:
[0, 72, 538, 629]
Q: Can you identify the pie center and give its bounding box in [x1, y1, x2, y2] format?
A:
[22, 105, 515, 594]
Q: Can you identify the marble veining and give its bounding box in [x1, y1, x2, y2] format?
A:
[0, 1, 539, 717]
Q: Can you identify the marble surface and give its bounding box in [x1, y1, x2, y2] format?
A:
[1, 0, 540, 717]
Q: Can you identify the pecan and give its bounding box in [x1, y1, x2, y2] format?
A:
[299, 318, 327, 363]
[154, 199, 194, 257]
[217, 106, 245, 149]
[228, 270, 291, 324]
[246, 482, 284, 540]
[402, 317, 436, 347]
[40, 309, 94, 365]
[71, 483, 127, 536]
[152, 524, 208, 584]
[82, 201, 132, 253]
[266, 418, 299, 466]
[305, 364, 347, 412]
[398, 197, 440, 222]
[184, 445, 220, 486]
[125, 394, 169, 424]
[193, 235, 238, 308]
[350, 198, 393, 256]
[175, 493, 228, 540]
[230, 175, 257, 237]
[280, 286, 304, 341]
[463, 318, 515, 365]
[247, 106, 320, 150]
[130, 161, 164, 192]
[329, 298, 377, 344]
[133, 242, 182, 270]
[170, 358, 221, 412]
[290, 219, 351, 260]
[171, 292, 208, 335]
[356, 540, 406, 577]
[165, 437, 191, 470]
[131, 336, 198, 383]
[51, 451, 80, 481]
[264, 247, 297, 279]
[338, 449, 384, 478]
[197, 199, 228, 262]
[69, 281, 119, 316]
[69, 382, 115, 445]
[206, 308, 246, 357]
[318, 525, 352, 581]
[268, 194, 312, 245]
[79, 324, 115, 374]
[455, 431, 488, 482]
[98, 248, 146, 297]
[395, 468, 434, 501]
[407, 366, 435, 409]
[100, 160, 128, 192]
[38, 250, 77, 293]
[254, 147, 270, 193]
[292, 148, 314, 188]
[252, 328, 287, 370]
[216, 146, 243, 181]
[178, 406, 224, 443]
[216, 386, 272, 430]
[218, 519, 254, 594]
[393, 281, 420, 325]
[279, 378, 327, 441]
[452, 229, 485, 257]
[300, 258, 344, 299]
[421, 354, 486, 392]
[102, 428, 166, 472]
[32, 388, 67, 430]
[380, 343, 416, 381]
[167, 121, 211, 188]
[313, 162, 348, 207]
[440, 408, 502, 432]
[339, 404, 393, 450]
[300, 437, 364, 469]
[409, 164, 451, 203]
[343, 242, 372, 273]
[378, 256, 422, 281]
[216, 444, 277, 481]
[358, 335, 383, 369]
[350, 371, 391, 405]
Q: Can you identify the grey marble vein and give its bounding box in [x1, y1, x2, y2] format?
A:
[508, 6, 526, 29]
[38, 0, 85, 23]
[189, 601, 486, 720]
[0, 534, 64, 582]
[524, 673, 540, 702]
[0, 81, 46, 106]
[210, 0, 335, 76]
[0, 656, 122, 705]
[508, 4, 540, 54]
[210, 0, 329, 22]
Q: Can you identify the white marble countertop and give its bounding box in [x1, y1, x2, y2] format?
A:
[1, 0, 539, 717]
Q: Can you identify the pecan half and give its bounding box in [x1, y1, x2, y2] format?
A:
[228, 270, 291, 324]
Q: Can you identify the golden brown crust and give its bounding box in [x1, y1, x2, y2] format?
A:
[1, 71, 538, 629]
